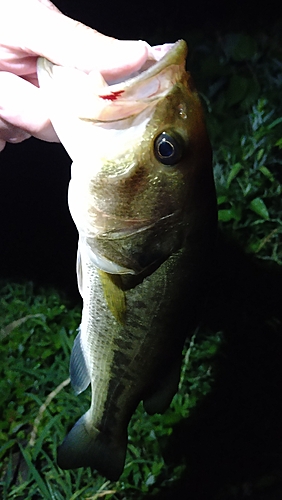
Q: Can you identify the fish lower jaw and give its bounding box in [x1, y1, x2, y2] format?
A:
[78, 234, 135, 275]
[88, 247, 135, 275]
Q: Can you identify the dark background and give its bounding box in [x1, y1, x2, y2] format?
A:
[0, 0, 280, 300]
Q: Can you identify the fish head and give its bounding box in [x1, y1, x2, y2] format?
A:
[37, 40, 214, 275]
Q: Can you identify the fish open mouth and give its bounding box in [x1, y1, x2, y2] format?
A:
[76, 39, 188, 123]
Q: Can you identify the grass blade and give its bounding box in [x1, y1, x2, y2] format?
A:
[18, 444, 52, 500]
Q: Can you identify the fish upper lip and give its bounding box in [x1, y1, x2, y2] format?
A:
[108, 39, 186, 89]
[94, 40, 187, 109]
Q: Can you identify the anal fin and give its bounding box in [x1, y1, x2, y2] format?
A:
[143, 358, 182, 415]
[70, 329, 90, 395]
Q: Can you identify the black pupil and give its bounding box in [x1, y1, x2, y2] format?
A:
[159, 139, 174, 158]
[154, 131, 183, 166]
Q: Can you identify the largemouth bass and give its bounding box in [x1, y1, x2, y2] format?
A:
[37, 40, 217, 481]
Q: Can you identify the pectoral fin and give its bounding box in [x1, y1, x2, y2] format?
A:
[98, 270, 126, 324]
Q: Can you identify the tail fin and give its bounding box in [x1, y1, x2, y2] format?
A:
[57, 412, 127, 481]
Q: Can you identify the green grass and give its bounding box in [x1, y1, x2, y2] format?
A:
[189, 28, 282, 263]
[1, 25, 282, 499]
[0, 282, 221, 498]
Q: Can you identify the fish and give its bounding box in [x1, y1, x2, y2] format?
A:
[37, 39, 217, 481]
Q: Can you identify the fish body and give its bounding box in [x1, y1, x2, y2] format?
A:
[37, 40, 217, 480]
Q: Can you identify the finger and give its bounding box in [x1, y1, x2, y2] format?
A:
[0, 117, 31, 143]
[37, 0, 61, 12]
[0, 71, 59, 142]
[1, 0, 149, 81]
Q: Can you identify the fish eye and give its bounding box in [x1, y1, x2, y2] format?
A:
[154, 131, 183, 166]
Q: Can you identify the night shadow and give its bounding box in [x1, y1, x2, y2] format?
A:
[147, 231, 282, 499]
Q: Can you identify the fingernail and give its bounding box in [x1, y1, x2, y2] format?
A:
[7, 131, 31, 143]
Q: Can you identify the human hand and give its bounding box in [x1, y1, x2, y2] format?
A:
[0, 0, 149, 152]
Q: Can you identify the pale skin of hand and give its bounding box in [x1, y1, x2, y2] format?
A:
[0, 0, 149, 152]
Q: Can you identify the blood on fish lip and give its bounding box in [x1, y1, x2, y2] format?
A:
[99, 90, 125, 101]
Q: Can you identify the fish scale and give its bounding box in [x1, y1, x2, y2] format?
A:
[59, 243, 203, 480]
